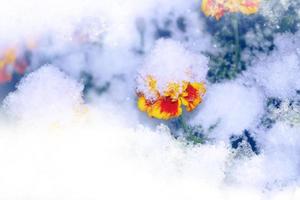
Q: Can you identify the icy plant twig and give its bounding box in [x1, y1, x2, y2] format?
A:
[271, 100, 300, 126]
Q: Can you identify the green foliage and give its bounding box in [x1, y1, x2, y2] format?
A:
[204, 14, 275, 83]
[202, 1, 300, 84]
[276, 6, 300, 33]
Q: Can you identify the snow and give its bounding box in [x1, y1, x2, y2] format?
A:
[0, 61, 297, 199]
[0, 121, 230, 199]
[0, 0, 300, 199]
[0, 66, 230, 199]
[190, 81, 265, 141]
[2, 65, 84, 127]
[258, 123, 300, 186]
[260, 0, 300, 24]
[247, 33, 300, 99]
[0, 0, 208, 91]
[0, 0, 201, 44]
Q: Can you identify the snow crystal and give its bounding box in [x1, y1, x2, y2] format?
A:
[0, 71, 230, 199]
[2, 65, 84, 126]
[260, 0, 299, 25]
[226, 122, 300, 192]
[248, 33, 300, 99]
[0, 82, 298, 199]
[0, 0, 201, 45]
[258, 122, 300, 186]
[190, 81, 265, 141]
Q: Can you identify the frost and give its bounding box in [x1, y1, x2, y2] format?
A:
[2, 65, 84, 126]
[0, 0, 300, 199]
[190, 81, 265, 141]
[260, 0, 299, 23]
[247, 33, 300, 99]
[257, 123, 300, 187]
[0, 83, 231, 199]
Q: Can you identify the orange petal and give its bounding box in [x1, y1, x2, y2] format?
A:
[201, 0, 259, 20]
[0, 66, 12, 84]
[201, 0, 226, 20]
[239, 0, 260, 15]
[181, 82, 206, 112]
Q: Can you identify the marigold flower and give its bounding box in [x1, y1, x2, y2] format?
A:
[136, 39, 208, 120]
[0, 45, 31, 84]
[201, 0, 260, 20]
[137, 77, 206, 120]
[0, 48, 17, 83]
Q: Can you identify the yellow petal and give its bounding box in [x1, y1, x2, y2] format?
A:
[201, 0, 259, 20]
[137, 95, 149, 112]
[201, 0, 226, 20]
[164, 82, 181, 100]
[147, 75, 157, 92]
[239, 0, 260, 15]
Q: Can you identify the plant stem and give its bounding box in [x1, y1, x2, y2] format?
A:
[178, 115, 189, 134]
[232, 14, 240, 72]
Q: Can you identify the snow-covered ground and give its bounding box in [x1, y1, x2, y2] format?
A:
[0, 0, 300, 199]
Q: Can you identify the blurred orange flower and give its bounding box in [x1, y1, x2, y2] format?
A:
[201, 0, 260, 20]
[137, 76, 206, 120]
[0, 45, 31, 84]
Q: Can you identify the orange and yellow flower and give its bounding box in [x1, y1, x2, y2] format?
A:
[137, 76, 206, 120]
[0, 45, 32, 84]
[0, 48, 17, 83]
[201, 0, 260, 20]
